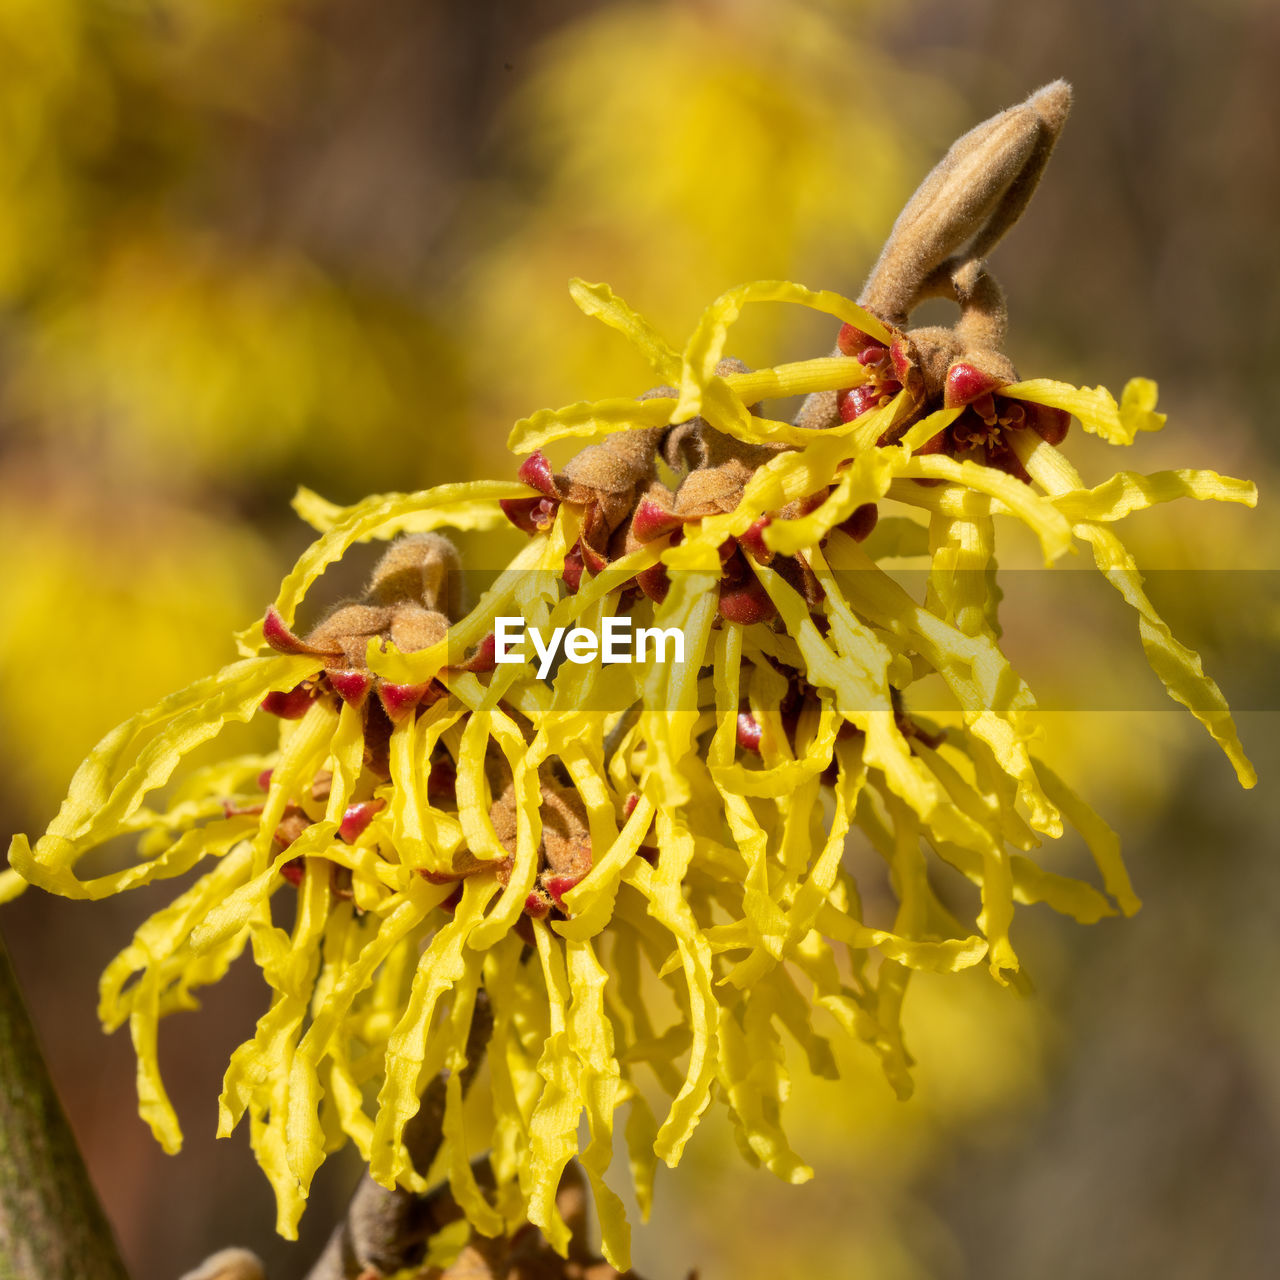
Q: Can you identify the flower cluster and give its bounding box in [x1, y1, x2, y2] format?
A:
[2, 84, 1256, 1272]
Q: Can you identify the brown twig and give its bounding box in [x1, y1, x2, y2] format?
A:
[303, 990, 495, 1280]
[0, 926, 132, 1280]
[420, 1161, 646, 1280]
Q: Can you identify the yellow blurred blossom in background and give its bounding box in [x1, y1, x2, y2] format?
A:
[0, 3, 1274, 1279]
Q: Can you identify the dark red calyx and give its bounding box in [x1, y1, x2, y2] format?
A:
[438, 886, 463, 915]
[636, 845, 659, 866]
[263, 607, 333, 657]
[461, 632, 497, 673]
[579, 501, 604, 544]
[327, 668, 372, 707]
[546, 874, 585, 911]
[971, 392, 999, 424]
[427, 757, 457, 803]
[776, 553, 824, 608]
[261, 684, 316, 719]
[501, 496, 557, 535]
[838, 502, 879, 543]
[257, 768, 274, 791]
[339, 799, 385, 843]
[523, 890, 552, 919]
[944, 361, 1007, 409]
[1025, 401, 1071, 446]
[422, 681, 448, 709]
[838, 385, 881, 423]
[986, 442, 1034, 484]
[280, 858, 305, 887]
[837, 323, 880, 356]
[517, 451, 558, 497]
[561, 544, 585, 594]
[377, 681, 434, 721]
[889, 338, 915, 385]
[631, 497, 684, 543]
[718, 576, 777, 625]
[913, 429, 948, 456]
[579, 536, 609, 575]
[622, 792, 639, 819]
[263, 606, 303, 653]
[635, 562, 669, 604]
[739, 516, 773, 564]
[1000, 400, 1026, 428]
[736, 711, 762, 753]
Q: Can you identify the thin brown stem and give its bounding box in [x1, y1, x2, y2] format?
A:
[0, 927, 132, 1280]
[303, 991, 494, 1280]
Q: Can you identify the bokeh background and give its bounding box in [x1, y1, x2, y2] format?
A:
[2, 1, 1277, 1276]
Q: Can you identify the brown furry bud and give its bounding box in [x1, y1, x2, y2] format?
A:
[388, 603, 450, 654]
[673, 457, 759, 518]
[860, 80, 1072, 326]
[367, 532, 461, 617]
[489, 778, 592, 882]
[561, 427, 662, 497]
[538, 783, 592, 879]
[306, 602, 391, 657]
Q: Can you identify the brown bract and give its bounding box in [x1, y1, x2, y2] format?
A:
[262, 533, 495, 745]
[501, 420, 665, 576]
[490, 775, 592, 920]
[657, 358, 777, 519]
[405, 771, 595, 934]
[796, 81, 1075, 479]
[303, 532, 460, 675]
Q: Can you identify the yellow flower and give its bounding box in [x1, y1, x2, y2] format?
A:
[3, 85, 1257, 1273]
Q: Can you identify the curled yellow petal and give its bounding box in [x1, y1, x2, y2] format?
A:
[1007, 376, 1165, 446]
[568, 278, 683, 381]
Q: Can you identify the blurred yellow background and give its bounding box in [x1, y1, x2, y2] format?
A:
[1, 1, 1276, 1277]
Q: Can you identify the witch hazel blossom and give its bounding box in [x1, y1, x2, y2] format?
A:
[2, 82, 1257, 1271]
